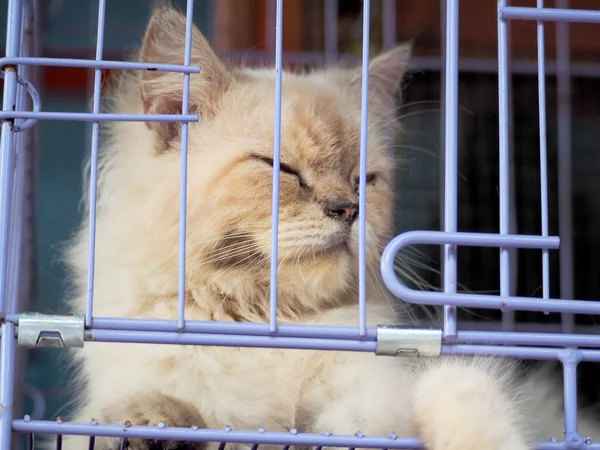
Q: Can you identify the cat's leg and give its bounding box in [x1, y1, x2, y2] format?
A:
[410, 358, 531, 450]
[61, 392, 207, 450]
[303, 353, 532, 450]
[300, 353, 415, 448]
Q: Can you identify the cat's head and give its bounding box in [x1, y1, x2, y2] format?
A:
[98, 5, 412, 320]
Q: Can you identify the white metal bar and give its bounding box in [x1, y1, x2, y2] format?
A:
[556, 0, 575, 334]
[269, 0, 284, 332]
[498, 0, 513, 329]
[357, 0, 372, 337]
[0, 0, 23, 317]
[84, 0, 107, 328]
[501, 1, 519, 332]
[177, 0, 195, 330]
[442, 0, 460, 337]
[536, 0, 551, 309]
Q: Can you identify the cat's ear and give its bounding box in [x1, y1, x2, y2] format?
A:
[361, 42, 412, 101]
[340, 42, 413, 116]
[139, 5, 233, 146]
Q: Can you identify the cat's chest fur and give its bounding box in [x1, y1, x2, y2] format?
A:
[73, 296, 400, 432]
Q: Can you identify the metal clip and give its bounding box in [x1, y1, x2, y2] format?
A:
[17, 313, 85, 348]
[376, 325, 442, 357]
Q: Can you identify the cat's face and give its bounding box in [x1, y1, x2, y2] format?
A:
[191, 76, 394, 272]
[129, 6, 411, 313]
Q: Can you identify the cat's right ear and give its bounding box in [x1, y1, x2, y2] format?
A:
[138, 5, 233, 146]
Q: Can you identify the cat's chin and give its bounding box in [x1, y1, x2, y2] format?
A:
[318, 226, 355, 255]
[315, 239, 352, 258]
[290, 240, 354, 269]
[266, 227, 355, 263]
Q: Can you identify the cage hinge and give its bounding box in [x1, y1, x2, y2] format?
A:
[375, 325, 442, 358]
[17, 313, 85, 348]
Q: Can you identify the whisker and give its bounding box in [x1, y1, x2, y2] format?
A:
[400, 129, 440, 152]
[144, 230, 259, 270]
[189, 246, 261, 267]
[188, 241, 259, 261]
[393, 100, 475, 117]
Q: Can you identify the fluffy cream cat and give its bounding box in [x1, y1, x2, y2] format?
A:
[60, 4, 597, 450]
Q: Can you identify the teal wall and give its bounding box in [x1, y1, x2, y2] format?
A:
[0, 0, 213, 50]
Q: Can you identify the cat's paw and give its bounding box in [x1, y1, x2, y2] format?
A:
[411, 361, 532, 450]
[101, 392, 207, 450]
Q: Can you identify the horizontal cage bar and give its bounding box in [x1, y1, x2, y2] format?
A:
[0, 111, 199, 122]
[0, 56, 200, 73]
[500, 6, 600, 23]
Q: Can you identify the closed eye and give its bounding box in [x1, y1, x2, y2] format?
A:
[252, 154, 309, 189]
[354, 173, 376, 188]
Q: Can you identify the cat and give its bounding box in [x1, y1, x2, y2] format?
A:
[58, 4, 598, 450]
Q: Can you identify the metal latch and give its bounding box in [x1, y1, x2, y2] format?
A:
[376, 325, 442, 357]
[17, 313, 85, 348]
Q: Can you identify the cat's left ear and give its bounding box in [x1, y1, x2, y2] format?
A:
[343, 42, 413, 116]
[362, 42, 412, 99]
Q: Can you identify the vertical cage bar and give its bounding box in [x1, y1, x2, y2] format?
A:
[0, 0, 23, 315]
[442, 0, 459, 337]
[7, 4, 27, 317]
[381, 0, 396, 50]
[84, 0, 96, 158]
[439, 0, 446, 275]
[0, 323, 16, 450]
[9, 0, 36, 423]
[83, 3, 96, 184]
[556, 0, 574, 333]
[269, 0, 284, 332]
[324, 0, 338, 64]
[561, 353, 580, 442]
[497, 0, 512, 326]
[85, 0, 107, 328]
[7, 0, 30, 316]
[536, 0, 550, 305]
[501, 3, 518, 332]
[357, 0, 372, 337]
[177, 0, 195, 330]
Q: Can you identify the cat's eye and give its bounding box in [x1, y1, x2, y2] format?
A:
[252, 154, 309, 189]
[354, 173, 376, 188]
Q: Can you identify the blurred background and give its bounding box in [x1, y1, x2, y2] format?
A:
[1, 0, 600, 435]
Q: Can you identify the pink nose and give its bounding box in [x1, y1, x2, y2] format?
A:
[325, 200, 359, 225]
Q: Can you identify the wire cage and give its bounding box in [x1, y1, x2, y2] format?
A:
[2, 0, 600, 449]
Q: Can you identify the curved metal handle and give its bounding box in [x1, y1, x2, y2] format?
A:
[0, 69, 41, 132]
[379, 230, 600, 315]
